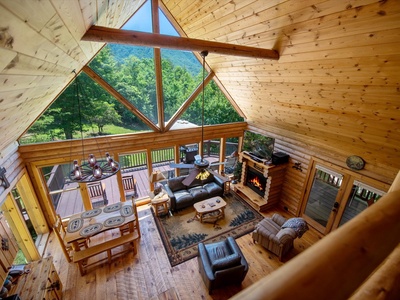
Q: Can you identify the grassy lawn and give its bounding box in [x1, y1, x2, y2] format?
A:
[19, 124, 141, 144]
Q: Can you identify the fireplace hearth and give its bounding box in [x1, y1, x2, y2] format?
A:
[245, 167, 266, 197]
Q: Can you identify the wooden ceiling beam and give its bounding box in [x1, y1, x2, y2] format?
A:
[82, 25, 279, 60]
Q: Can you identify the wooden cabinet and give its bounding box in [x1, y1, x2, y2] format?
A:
[9, 256, 62, 300]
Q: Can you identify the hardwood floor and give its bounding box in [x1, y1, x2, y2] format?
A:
[44, 204, 321, 300]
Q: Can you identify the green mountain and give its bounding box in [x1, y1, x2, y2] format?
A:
[107, 44, 201, 76]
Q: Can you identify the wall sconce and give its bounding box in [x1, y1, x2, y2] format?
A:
[292, 162, 302, 172]
[0, 167, 10, 189]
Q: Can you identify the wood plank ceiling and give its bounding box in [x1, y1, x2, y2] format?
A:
[0, 0, 399, 182]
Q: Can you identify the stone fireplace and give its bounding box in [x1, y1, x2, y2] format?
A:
[233, 152, 288, 211]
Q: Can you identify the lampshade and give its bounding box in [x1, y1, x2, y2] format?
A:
[149, 171, 166, 184]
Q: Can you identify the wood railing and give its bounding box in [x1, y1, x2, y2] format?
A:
[119, 141, 239, 170]
[231, 171, 400, 300]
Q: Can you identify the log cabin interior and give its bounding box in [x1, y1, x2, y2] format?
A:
[0, 0, 399, 299]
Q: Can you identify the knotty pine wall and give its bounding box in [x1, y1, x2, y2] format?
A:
[165, 0, 400, 186]
[246, 124, 391, 217]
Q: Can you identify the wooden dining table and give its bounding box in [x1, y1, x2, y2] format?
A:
[64, 200, 137, 250]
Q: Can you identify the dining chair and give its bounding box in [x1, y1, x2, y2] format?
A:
[122, 175, 138, 198]
[53, 214, 89, 262]
[87, 181, 108, 208]
[119, 200, 141, 238]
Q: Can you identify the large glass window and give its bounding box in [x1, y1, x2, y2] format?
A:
[119, 151, 149, 200]
[43, 163, 82, 218]
[303, 165, 343, 227]
[339, 181, 384, 226]
[301, 159, 388, 234]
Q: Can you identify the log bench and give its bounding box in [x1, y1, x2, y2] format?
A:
[73, 231, 139, 275]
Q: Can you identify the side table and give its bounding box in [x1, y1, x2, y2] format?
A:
[151, 197, 169, 217]
[149, 190, 170, 217]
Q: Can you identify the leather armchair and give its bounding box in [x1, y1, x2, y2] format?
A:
[198, 236, 248, 294]
[252, 213, 309, 261]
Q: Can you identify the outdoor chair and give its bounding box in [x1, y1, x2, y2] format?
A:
[87, 182, 108, 208]
[224, 156, 237, 174]
[198, 236, 248, 294]
[122, 175, 138, 199]
[53, 214, 89, 263]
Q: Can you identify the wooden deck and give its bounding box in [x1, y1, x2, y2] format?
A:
[56, 158, 220, 218]
[45, 203, 321, 300]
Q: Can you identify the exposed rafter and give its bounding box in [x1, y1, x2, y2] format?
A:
[82, 25, 280, 60]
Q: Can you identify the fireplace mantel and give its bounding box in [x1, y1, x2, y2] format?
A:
[233, 152, 287, 211]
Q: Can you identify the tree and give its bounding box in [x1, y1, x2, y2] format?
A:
[89, 101, 121, 134]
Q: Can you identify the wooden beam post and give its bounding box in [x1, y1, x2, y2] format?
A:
[82, 25, 279, 60]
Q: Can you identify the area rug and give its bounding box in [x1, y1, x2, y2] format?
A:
[153, 192, 264, 267]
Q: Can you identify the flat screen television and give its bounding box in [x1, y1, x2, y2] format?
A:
[242, 131, 275, 161]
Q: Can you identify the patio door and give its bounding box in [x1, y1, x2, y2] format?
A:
[1, 173, 48, 261]
[300, 159, 386, 235]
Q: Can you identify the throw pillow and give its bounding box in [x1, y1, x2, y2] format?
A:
[153, 191, 166, 200]
[154, 185, 162, 195]
[211, 253, 241, 273]
[282, 218, 309, 238]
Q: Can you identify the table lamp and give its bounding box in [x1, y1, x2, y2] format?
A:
[149, 171, 166, 194]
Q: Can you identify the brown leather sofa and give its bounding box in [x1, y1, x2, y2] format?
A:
[197, 237, 248, 294]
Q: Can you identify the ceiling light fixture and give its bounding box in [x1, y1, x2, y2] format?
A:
[169, 51, 224, 185]
[69, 70, 120, 183]
[196, 50, 210, 181]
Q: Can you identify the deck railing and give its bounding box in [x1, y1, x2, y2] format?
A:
[119, 141, 238, 170]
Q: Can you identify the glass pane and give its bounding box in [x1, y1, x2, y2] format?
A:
[42, 163, 83, 218]
[181, 80, 244, 125]
[161, 48, 203, 122]
[339, 184, 384, 226]
[151, 147, 175, 186]
[176, 143, 198, 175]
[19, 72, 148, 144]
[89, 47, 158, 125]
[203, 139, 221, 171]
[119, 151, 149, 201]
[159, 8, 179, 36]
[304, 169, 342, 227]
[11, 188, 38, 242]
[226, 137, 239, 157]
[122, 0, 152, 33]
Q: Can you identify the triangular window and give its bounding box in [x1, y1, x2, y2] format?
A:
[19, 0, 243, 145]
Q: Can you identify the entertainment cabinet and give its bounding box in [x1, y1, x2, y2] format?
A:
[233, 152, 287, 212]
